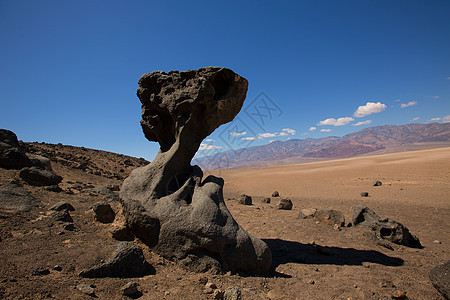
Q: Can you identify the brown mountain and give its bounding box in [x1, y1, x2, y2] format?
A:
[194, 123, 450, 169]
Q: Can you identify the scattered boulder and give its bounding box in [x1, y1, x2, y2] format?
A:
[277, 198, 293, 210]
[0, 129, 33, 169]
[0, 182, 40, 212]
[223, 286, 242, 300]
[352, 205, 422, 248]
[121, 281, 140, 296]
[83, 187, 119, 202]
[32, 266, 50, 276]
[298, 208, 317, 219]
[49, 201, 75, 212]
[391, 290, 407, 299]
[360, 192, 369, 197]
[313, 210, 345, 227]
[44, 185, 62, 193]
[29, 155, 52, 171]
[429, 260, 450, 299]
[79, 242, 154, 278]
[262, 197, 271, 203]
[373, 180, 383, 186]
[237, 194, 252, 205]
[76, 283, 96, 296]
[92, 202, 116, 223]
[19, 167, 63, 186]
[52, 210, 73, 223]
[111, 225, 135, 241]
[272, 191, 279, 197]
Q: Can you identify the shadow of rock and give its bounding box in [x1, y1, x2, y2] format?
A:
[264, 239, 404, 272]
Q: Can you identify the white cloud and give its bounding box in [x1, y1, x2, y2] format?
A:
[204, 138, 215, 142]
[353, 120, 372, 126]
[433, 96, 440, 99]
[278, 132, 288, 136]
[394, 99, 401, 102]
[241, 136, 258, 141]
[308, 126, 317, 131]
[258, 133, 277, 138]
[229, 131, 247, 137]
[318, 117, 354, 126]
[443, 115, 450, 123]
[354, 102, 387, 118]
[410, 117, 420, 122]
[199, 144, 222, 150]
[400, 101, 417, 108]
[282, 128, 296, 135]
[320, 129, 332, 132]
[429, 117, 441, 122]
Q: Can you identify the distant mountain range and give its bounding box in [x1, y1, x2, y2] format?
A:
[193, 123, 450, 170]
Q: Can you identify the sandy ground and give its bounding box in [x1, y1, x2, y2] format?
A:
[0, 147, 448, 299]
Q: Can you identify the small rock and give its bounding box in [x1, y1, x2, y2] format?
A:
[92, 202, 115, 223]
[236, 194, 252, 205]
[77, 283, 95, 296]
[121, 281, 140, 296]
[433, 240, 442, 244]
[391, 289, 407, 299]
[32, 266, 50, 276]
[44, 185, 62, 193]
[373, 180, 382, 186]
[111, 225, 135, 241]
[277, 198, 293, 210]
[213, 289, 225, 299]
[49, 201, 75, 212]
[65, 188, 74, 195]
[272, 191, 279, 197]
[198, 276, 209, 285]
[298, 208, 317, 219]
[360, 192, 369, 197]
[205, 281, 217, 289]
[223, 286, 242, 300]
[262, 198, 271, 203]
[62, 223, 76, 231]
[52, 210, 73, 222]
[53, 265, 62, 271]
[308, 279, 315, 285]
[204, 287, 214, 294]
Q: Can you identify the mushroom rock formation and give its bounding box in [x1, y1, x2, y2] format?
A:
[120, 67, 272, 275]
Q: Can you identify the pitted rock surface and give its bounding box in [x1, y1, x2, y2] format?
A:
[120, 67, 271, 275]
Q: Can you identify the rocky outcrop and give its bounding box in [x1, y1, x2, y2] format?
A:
[0, 129, 33, 169]
[120, 67, 271, 275]
[429, 260, 450, 299]
[352, 205, 422, 248]
[0, 182, 40, 212]
[19, 166, 63, 186]
[79, 242, 153, 278]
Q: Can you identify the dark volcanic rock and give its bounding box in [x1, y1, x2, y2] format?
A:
[314, 209, 345, 227]
[360, 192, 369, 197]
[111, 225, 135, 241]
[429, 260, 450, 299]
[262, 198, 271, 203]
[49, 201, 75, 212]
[277, 198, 293, 210]
[0, 183, 39, 212]
[272, 191, 279, 197]
[29, 155, 52, 171]
[352, 205, 422, 248]
[52, 210, 73, 222]
[92, 202, 116, 223]
[79, 242, 154, 278]
[0, 129, 33, 169]
[19, 166, 63, 186]
[120, 67, 271, 275]
[237, 194, 252, 205]
[373, 180, 382, 186]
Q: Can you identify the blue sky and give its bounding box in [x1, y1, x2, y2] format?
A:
[1, 1, 449, 160]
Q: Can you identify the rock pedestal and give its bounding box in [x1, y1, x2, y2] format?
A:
[120, 67, 271, 275]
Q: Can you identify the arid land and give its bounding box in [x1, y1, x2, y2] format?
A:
[0, 144, 449, 299]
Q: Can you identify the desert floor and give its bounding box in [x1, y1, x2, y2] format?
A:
[1, 146, 449, 299]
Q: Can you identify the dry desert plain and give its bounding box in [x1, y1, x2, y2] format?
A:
[0, 145, 449, 299]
